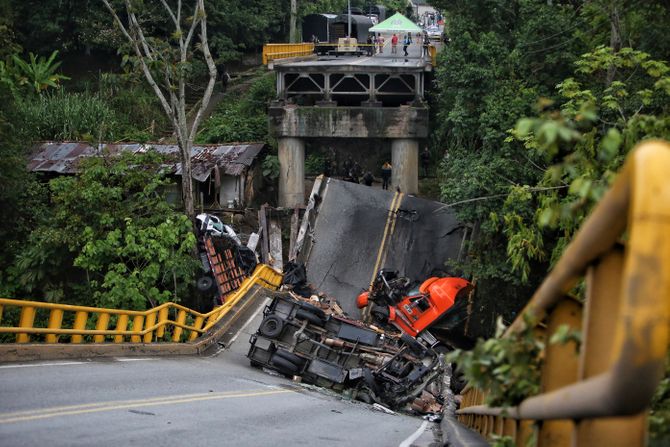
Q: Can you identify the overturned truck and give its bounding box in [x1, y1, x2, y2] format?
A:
[248, 292, 447, 413]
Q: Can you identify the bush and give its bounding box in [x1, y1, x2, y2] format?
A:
[15, 90, 120, 141]
[197, 73, 275, 144]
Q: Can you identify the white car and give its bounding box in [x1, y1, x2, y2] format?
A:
[196, 213, 241, 244]
[425, 26, 442, 41]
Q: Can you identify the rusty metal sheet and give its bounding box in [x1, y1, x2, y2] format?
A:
[28, 142, 265, 182]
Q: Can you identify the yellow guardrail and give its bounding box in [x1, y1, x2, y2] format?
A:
[262, 43, 314, 65]
[456, 140, 670, 447]
[0, 264, 282, 344]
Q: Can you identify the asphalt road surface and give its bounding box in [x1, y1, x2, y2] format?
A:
[0, 307, 438, 447]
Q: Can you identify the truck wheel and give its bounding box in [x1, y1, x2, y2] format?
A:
[270, 354, 299, 375]
[196, 276, 214, 292]
[274, 348, 305, 367]
[259, 315, 284, 338]
[295, 309, 325, 327]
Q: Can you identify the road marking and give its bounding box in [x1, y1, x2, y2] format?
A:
[0, 357, 159, 369]
[0, 388, 294, 424]
[0, 361, 89, 369]
[399, 420, 429, 447]
[114, 357, 158, 362]
[226, 297, 272, 347]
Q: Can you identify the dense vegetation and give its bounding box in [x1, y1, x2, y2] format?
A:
[429, 0, 670, 328]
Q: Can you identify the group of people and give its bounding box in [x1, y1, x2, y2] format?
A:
[322, 154, 394, 190]
[364, 32, 432, 58]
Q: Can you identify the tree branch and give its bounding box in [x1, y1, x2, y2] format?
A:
[189, 0, 218, 141]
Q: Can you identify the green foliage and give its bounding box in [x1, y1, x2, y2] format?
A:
[506, 47, 670, 275]
[8, 152, 197, 309]
[10, 50, 70, 94]
[14, 90, 120, 141]
[74, 215, 196, 309]
[649, 352, 670, 445]
[262, 155, 280, 181]
[490, 435, 515, 447]
[197, 73, 275, 144]
[447, 315, 543, 407]
[305, 153, 325, 175]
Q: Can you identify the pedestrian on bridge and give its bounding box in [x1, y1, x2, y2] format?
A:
[391, 33, 398, 54]
[377, 34, 385, 54]
[403, 33, 412, 57]
[381, 162, 392, 190]
[366, 34, 374, 56]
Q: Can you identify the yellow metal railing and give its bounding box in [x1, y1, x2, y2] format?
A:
[262, 43, 314, 65]
[0, 264, 282, 344]
[456, 140, 670, 447]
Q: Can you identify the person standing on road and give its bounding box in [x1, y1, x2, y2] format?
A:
[366, 34, 373, 56]
[377, 34, 385, 54]
[391, 33, 398, 54]
[403, 33, 412, 57]
[381, 162, 392, 190]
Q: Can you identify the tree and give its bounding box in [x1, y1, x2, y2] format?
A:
[102, 0, 218, 221]
[9, 151, 198, 309]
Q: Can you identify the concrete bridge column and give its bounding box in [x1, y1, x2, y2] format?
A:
[278, 137, 305, 207]
[391, 138, 419, 195]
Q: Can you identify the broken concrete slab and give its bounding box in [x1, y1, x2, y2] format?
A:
[295, 177, 468, 317]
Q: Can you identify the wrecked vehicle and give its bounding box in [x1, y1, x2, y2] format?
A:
[356, 269, 474, 344]
[247, 292, 447, 414]
[195, 213, 257, 305]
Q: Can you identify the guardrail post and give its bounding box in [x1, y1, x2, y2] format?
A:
[71, 311, 89, 343]
[46, 308, 64, 343]
[171, 310, 187, 342]
[575, 249, 646, 447]
[17, 306, 36, 343]
[114, 314, 128, 343]
[94, 313, 110, 343]
[143, 311, 156, 343]
[537, 298, 582, 446]
[188, 316, 205, 341]
[156, 307, 169, 339]
[131, 315, 144, 343]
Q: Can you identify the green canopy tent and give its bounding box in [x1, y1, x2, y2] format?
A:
[368, 12, 422, 33]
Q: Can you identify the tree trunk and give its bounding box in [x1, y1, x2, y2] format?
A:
[606, 3, 622, 85]
[290, 0, 298, 43]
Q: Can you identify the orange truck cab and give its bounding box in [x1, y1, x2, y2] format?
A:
[357, 272, 473, 338]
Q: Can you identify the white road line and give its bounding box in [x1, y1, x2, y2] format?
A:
[0, 361, 89, 369]
[225, 297, 272, 347]
[0, 357, 159, 369]
[114, 357, 158, 362]
[399, 420, 429, 447]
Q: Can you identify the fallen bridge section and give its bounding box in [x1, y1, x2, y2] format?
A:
[294, 177, 469, 318]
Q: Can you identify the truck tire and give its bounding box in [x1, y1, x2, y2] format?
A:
[259, 315, 284, 338]
[270, 354, 299, 375]
[196, 276, 214, 292]
[274, 348, 305, 367]
[295, 309, 325, 327]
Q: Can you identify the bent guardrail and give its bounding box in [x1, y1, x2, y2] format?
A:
[0, 264, 281, 344]
[456, 140, 670, 447]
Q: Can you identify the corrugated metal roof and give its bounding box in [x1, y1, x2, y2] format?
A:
[28, 142, 265, 182]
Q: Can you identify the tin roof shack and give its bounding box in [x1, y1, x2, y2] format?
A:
[28, 142, 267, 208]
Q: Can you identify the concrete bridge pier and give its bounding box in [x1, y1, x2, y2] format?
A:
[278, 137, 305, 208]
[391, 139, 419, 194]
